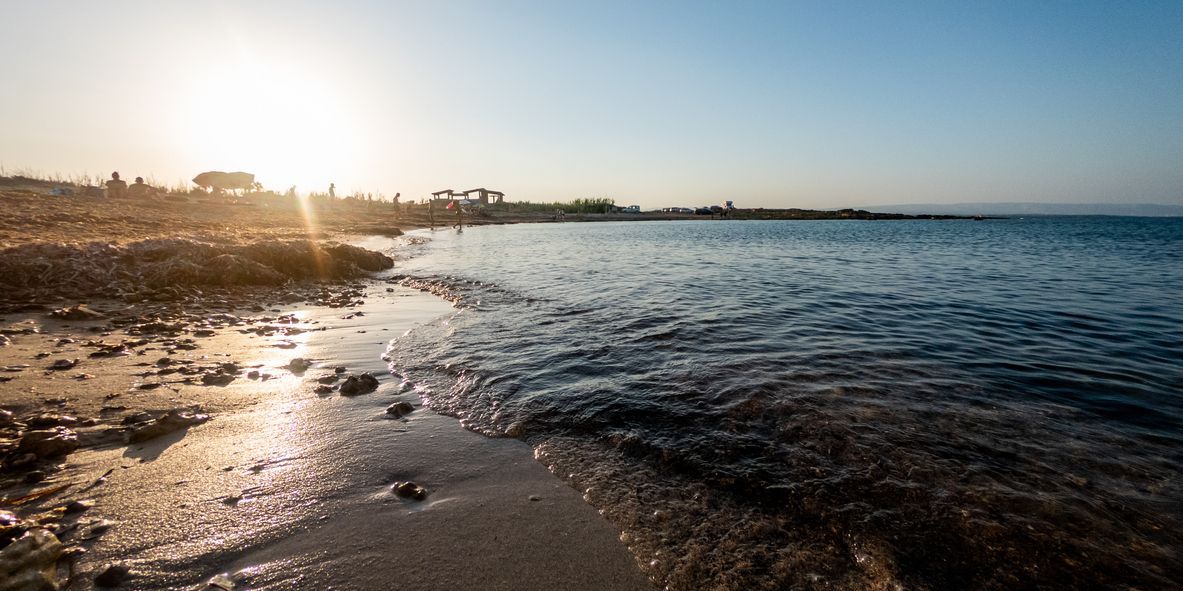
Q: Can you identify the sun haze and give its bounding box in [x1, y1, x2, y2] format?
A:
[2, 1, 1181, 209]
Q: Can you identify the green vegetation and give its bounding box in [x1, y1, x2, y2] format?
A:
[490, 197, 615, 214]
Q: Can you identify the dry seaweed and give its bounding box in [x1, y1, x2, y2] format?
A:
[0, 238, 393, 302]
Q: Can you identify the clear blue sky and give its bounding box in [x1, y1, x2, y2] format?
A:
[1, 1, 1180, 208]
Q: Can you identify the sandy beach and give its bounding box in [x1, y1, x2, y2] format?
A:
[0, 180, 651, 590]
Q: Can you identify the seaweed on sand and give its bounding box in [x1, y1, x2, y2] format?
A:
[0, 238, 394, 301]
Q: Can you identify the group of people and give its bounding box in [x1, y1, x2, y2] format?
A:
[105, 171, 153, 198]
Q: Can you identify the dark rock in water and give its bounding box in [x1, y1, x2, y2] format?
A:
[385, 402, 415, 418]
[334, 366, 346, 374]
[95, 563, 130, 587]
[316, 374, 339, 384]
[52, 305, 106, 321]
[125, 409, 210, 444]
[338, 373, 379, 396]
[393, 481, 427, 501]
[313, 385, 334, 395]
[18, 427, 79, 458]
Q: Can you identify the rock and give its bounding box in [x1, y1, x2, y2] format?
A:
[393, 481, 427, 501]
[316, 374, 338, 384]
[8, 453, 38, 470]
[246, 370, 260, 379]
[125, 409, 210, 444]
[334, 366, 346, 374]
[207, 573, 236, 590]
[48, 359, 79, 371]
[122, 412, 152, 425]
[285, 358, 312, 373]
[17, 428, 79, 459]
[313, 385, 334, 395]
[0, 335, 9, 347]
[24, 470, 47, 484]
[64, 500, 94, 514]
[0, 409, 15, 426]
[385, 402, 414, 418]
[0, 529, 66, 591]
[94, 563, 130, 587]
[51, 305, 106, 321]
[338, 373, 379, 396]
[26, 414, 78, 429]
[201, 373, 235, 386]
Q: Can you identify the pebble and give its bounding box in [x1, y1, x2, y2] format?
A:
[393, 481, 428, 501]
[65, 499, 95, 514]
[48, 358, 80, 371]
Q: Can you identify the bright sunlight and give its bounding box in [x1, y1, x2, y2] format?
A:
[181, 57, 358, 193]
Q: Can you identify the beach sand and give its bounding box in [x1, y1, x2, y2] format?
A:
[0, 181, 651, 590]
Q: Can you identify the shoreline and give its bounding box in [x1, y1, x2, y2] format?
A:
[0, 233, 650, 589]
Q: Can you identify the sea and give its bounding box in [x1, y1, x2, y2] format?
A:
[381, 216, 1183, 590]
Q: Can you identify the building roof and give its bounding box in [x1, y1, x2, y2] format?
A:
[463, 188, 504, 196]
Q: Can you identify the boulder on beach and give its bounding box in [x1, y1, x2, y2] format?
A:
[17, 427, 79, 459]
[0, 528, 67, 591]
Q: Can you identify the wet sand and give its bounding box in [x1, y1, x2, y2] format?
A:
[0, 183, 652, 590]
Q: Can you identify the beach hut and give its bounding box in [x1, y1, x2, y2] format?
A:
[461, 188, 505, 205]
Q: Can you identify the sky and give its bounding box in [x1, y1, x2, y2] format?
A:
[1, 1, 1181, 209]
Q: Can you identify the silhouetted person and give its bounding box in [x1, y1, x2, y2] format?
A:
[329, 183, 336, 199]
[106, 172, 127, 198]
[127, 176, 151, 198]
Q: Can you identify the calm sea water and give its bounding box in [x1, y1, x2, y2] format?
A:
[383, 217, 1183, 590]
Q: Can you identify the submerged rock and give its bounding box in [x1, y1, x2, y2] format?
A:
[338, 373, 379, 396]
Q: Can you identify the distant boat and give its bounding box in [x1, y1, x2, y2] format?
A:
[973, 214, 986, 221]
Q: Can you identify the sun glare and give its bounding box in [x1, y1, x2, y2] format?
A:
[182, 59, 358, 193]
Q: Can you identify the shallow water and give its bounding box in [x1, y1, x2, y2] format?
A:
[384, 217, 1183, 589]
